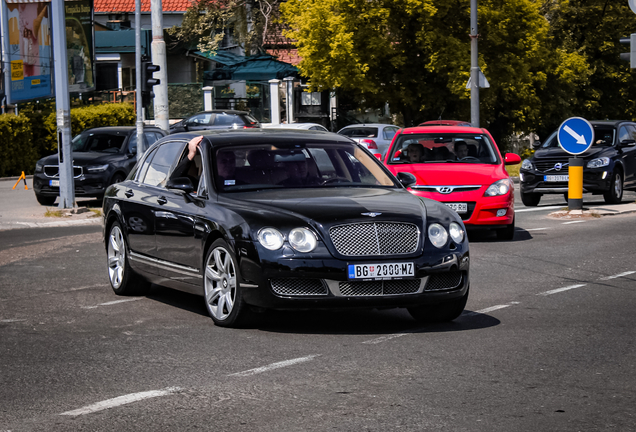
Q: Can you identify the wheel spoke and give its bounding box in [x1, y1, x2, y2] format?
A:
[206, 287, 221, 305]
[108, 256, 119, 268]
[205, 266, 221, 282]
[224, 292, 234, 312]
[214, 249, 225, 273]
[110, 235, 120, 253]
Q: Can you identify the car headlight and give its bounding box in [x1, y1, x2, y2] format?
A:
[86, 164, 109, 172]
[449, 222, 465, 244]
[428, 223, 448, 248]
[257, 228, 284, 250]
[587, 157, 610, 169]
[288, 228, 317, 253]
[521, 159, 533, 170]
[484, 178, 511, 197]
[35, 161, 43, 172]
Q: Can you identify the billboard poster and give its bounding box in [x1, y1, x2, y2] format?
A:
[65, 0, 94, 92]
[4, 1, 53, 103]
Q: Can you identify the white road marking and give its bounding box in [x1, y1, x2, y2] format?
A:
[462, 304, 511, 317]
[515, 206, 563, 213]
[526, 227, 551, 231]
[15, 219, 101, 228]
[1, 318, 27, 323]
[537, 284, 587, 296]
[60, 387, 181, 416]
[600, 271, 636, 280]
[362, 333, 408, 344]
[229, 355, 320, 377]
[562, 220, 586, 225]
[82, 298, 142, 309]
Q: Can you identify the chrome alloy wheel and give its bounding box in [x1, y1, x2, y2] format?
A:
[107, 225, 126, 289]
[204, 246, 237, 321]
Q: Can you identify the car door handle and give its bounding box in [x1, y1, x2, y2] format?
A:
[157, 196, 168, 205]
[125, 189, 134, 198]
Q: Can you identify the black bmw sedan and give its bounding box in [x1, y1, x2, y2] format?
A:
[103, 130, 470, 327]
[520, 120, 636, 206]
[33, 126, 166, 205]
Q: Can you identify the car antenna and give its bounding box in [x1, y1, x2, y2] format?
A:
[438, 108, 445, 122]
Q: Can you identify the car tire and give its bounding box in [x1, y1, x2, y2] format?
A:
[203, 239, 251, 328]
[107, 221, 151, 295]
[407, 286, 469, 323]
[603, 170, 623, 204]
[35, 194, 56, 206]
[110, 173, 126, 185]
[520, 191, 541, 207]
[496, 216, 515, 241]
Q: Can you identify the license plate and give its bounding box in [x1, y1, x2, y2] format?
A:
[348, 262, 414, 280]
[49, 180, 59, 187]
[544, 175, 568, 182]
[444, 202, 468, 214]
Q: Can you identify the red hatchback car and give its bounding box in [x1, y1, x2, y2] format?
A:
[383, 126, 521, 240]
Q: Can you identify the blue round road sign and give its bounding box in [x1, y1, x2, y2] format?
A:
[557, 117, 594, 155]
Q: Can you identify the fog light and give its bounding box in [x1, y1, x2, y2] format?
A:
[496, 209, 507, 217]
[602, 171, 608, 179]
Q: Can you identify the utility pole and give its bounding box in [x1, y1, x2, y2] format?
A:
[151, 0, 169, 132]
[470, 0, 479, 128]
[135, 0, 144, 162]
[52, 0, 75, 208]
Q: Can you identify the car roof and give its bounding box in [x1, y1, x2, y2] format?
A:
[339, 123, 397, 130]
[83, 126, 164, 134]
[589, 120, 633, 127]
[189, 110, 251, 115]
[167, 129, 353, 147]
[399, 125, 488, 134]
[262, 123, 325, 129]
[419, 120, 472, 127]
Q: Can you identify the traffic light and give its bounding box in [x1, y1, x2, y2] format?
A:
[141, 58, 161, 107]
[619, 34, 636, 68]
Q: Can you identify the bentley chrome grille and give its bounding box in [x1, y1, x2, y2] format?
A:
[338, 279, 422, 296]
[329, 222, 419, 256]
[270, 279, 328, 296]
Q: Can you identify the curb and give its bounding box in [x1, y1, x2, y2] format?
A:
[1, 175, 33, 182]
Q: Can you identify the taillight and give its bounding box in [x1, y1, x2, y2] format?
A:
[361, 139, 378, 149]
[243, 125, 258, 129]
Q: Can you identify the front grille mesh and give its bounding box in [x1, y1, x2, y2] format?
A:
[534, 160, 569, 173]
[271, 279, 328, 296]
[339, 279, 421, 296]
[425, 271, 463, 291]
[329, 222, 419, 256]
[44, 165, 83, 178]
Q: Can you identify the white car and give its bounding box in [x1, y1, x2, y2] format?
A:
[262, 122, 329, 132]
[337, 123, 401, 157]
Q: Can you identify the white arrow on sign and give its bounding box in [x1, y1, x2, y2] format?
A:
[564, 125, 587, 145]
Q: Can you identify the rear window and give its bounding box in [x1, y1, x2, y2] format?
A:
[339, 127, 379, 138]
[215, 114, 243, 126]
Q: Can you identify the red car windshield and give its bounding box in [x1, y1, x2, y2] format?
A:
[388, 133, 499, 164]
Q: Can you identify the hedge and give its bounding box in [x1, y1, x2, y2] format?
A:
[0, 103, 136, 177]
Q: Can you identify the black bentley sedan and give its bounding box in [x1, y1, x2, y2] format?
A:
[33, 126, 167, 205]
[103, 130, 470, 327]
[519, 120, 636, 206]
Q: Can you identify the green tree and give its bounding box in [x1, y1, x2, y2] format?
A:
[281, 0, 588, 146]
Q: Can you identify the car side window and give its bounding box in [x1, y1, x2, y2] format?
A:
[185, 113, 212, 126]
[628, 125, 636, 142]
[141, 141, 183, 187]
[383, 127, 398, 140]
[619, 126, 631, 144]
[214, 114, 241, 126]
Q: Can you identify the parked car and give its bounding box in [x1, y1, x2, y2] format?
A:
[382, 125, 521, 240]
[33, 126, 166, 206]
[169, 110, 260, 133]
[519, 120, 636, 206]
[337, 123, 400, 157]
[419, 120, 472, 127]
[262, 122, 329, 132]
[103, 129, 470, 327]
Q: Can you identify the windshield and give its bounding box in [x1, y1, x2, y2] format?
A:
[541, 126, 615, 149]
[388, 133, 499, 164]
[213, 143, 398, 192]
[72, 132, 126, 153]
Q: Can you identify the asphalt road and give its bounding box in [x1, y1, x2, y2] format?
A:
[1, 180, 636, 431]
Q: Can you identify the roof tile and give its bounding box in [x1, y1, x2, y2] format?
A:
[94, 0, 192, 13]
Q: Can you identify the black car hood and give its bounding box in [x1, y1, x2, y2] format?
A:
[533, 146, 613, 160]
[39, 152, 125, 166]
[222, 188, 428, 228]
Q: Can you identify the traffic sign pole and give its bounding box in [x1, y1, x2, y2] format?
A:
[568, 157, 584, 210]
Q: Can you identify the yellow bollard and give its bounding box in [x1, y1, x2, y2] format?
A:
[12, 171, 28, 190]
[568, 158, 583, 210]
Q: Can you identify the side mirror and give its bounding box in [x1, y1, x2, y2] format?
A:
[504, 153, 521, 165]
[619, 139, 636, 147]
[396, 171, 417, 188]
[532, 141, 542, 149]
[166, 177, 195, 194]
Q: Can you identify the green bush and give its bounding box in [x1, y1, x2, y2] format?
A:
[43, 103, 136, 152]
[0, 114, 37, 177]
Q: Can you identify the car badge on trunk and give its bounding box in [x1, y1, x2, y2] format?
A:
[361, 212, 382, 217]
[436, 186, 454, 194]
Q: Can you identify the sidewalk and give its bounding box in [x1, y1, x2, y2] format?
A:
[0, 176, 102, 231]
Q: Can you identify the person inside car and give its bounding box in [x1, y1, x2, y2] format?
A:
[406, 143, 426, 163]
[171, 135, 203, 187]
[454, 140, 470, 159]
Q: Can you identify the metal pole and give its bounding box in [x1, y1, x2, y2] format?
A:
[151, 0, 169, 132]
[470, 0, 479, 128]
[135, 0, 144, 162]
[52, 0, 75, 208]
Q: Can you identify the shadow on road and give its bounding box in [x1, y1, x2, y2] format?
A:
[467, 228, 533, 243]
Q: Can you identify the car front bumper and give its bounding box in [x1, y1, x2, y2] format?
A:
[520, 169, 612, 195]
[33, 172, 112, 198]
